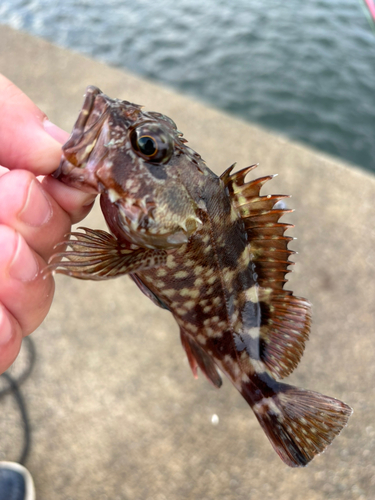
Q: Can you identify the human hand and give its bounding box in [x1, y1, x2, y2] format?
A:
[0, 74, 97, 374]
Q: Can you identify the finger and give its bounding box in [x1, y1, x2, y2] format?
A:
[42, 175, 97, 225]
[0, 304, 23, 374]
[0, 170, 96, 261]
[0, 170, 68, 261]
[0, 225, 54, 336]
[0, 74, 69, 174]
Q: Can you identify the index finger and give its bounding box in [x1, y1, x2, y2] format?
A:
[0, 74, 69, 174]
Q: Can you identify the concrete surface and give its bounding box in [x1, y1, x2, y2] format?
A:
[0, 25, 374, 500]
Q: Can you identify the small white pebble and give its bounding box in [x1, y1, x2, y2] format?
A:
[211, 414, 219, 425]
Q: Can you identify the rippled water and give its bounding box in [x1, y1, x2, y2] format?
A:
[1, 0, 375, 172]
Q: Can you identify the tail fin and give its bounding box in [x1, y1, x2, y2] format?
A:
[243, 383, 352, 467]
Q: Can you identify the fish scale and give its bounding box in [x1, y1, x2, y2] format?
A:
[47, 85, 352, 467]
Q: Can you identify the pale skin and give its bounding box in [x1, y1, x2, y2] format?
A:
[0, 74, 97, 374]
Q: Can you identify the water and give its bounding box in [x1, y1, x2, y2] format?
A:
[1, 0, 375, 173]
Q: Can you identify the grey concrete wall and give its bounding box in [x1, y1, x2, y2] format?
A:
[0, 25, 374, 500]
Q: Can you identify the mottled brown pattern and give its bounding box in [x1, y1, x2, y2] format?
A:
[48, 86, 352, 467]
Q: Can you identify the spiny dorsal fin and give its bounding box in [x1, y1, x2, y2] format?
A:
[221, 165, 311, 379]
[220, 164, 295, 293]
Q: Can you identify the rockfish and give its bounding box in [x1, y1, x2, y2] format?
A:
[49, 86, 352, 467]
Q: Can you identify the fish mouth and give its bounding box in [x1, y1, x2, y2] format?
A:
[63, 86, 103, 154]
[53, 86, 111, 192]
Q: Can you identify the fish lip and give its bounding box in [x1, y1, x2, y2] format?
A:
[63, 91, 109, 163]
[63, 86, 102, 151]
[53, 87, 110, 188]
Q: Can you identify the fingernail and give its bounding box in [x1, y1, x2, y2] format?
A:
[0, 166, 9, 177]
[19, 180, 52, 227]
[0, 305, 13, 346]
[43, 119, 69, 144]
[9, 233, 39, 282]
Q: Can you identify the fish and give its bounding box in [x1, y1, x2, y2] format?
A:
[48, 86, 352, 467]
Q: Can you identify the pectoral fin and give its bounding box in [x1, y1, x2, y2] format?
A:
[45, 227, 167, 280]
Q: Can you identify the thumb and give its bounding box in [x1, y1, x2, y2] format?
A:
[0, 74, 69, 174]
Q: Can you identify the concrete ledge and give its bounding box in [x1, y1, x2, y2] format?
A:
[1, 25, 374, 500]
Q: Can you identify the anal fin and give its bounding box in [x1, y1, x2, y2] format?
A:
[180, 329, 222, 388]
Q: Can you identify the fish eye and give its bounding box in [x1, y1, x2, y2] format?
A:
[136, 135, 158, 157]
[130, 124, 174, 164]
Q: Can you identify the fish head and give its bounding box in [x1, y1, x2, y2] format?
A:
[54, 86, 208, 249]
